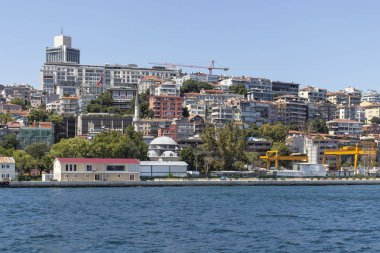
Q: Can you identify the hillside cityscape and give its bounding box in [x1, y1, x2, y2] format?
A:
[1, 33, 380, 181]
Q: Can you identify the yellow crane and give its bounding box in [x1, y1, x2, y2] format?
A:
[322, 144, 377, 173]
[260, 150, 308, 171]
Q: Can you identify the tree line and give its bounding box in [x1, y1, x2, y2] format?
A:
[0, 126, 148, 177]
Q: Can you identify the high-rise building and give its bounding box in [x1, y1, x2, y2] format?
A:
[46, 34, 80, 64]
[41, 34, 179, 113]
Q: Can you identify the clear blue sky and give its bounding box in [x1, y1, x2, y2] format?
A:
[1, 0, 380, 90]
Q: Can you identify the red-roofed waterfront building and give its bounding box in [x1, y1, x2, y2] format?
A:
[53, 158, 140, 181]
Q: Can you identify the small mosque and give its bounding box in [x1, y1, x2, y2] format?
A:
[147, 136, 180, 161]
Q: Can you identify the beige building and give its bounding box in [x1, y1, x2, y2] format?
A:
[364, 104, 380, 123]
[53, 158, 140, 181]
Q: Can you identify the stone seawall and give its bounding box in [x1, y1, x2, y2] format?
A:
[3, 179, 380, 188]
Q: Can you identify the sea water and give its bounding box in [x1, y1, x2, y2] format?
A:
[1, 186, 380, 252]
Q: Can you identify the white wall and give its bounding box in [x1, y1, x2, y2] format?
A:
[0, 163, 16, 181]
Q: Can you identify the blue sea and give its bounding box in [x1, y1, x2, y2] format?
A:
[1, 186, 380, 252]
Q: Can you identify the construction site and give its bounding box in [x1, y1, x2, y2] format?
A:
[259, 141, 379, 178]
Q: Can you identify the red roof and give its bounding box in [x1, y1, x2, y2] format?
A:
[56, 158, 139, 164]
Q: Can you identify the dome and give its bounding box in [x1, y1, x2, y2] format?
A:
[150, 136, 178, 146]
[162, 151, 178, 157]
[147, 150, 159, 157]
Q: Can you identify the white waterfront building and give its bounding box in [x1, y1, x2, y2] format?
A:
[140, 161, 188, 178]
[0, 157, 16, 181]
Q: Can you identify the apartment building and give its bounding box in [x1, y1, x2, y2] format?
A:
[138, 119, 172, 137]
[59, 97, 79, 115]
[238, 100, 276, 126]
[271, 81, 300, 97]
[274, 95, 308, 126]
[337, 104, 365, 122]
[299, 86, 327, 102]
[149, 95, 184, 119]
[326, 119, 363, 136]
[77, 113, 133, 136]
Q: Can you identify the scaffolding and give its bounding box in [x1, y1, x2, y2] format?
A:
[260, 150, 308, 171]
[322, 143, 377, 173]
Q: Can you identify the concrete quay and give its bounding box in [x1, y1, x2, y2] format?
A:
[3, 178, 380, 188]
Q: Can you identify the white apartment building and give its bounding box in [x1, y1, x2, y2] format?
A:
[211, 104, 239, 123]
[59, 97, 79, 115]
[221, 77, 272, 90]
[149, 82, 180, 96]
[46, 100, 60, 112]
[362, 90, 380, 103]
[299, 86, 327, 102]
[326, 119, 362, 135]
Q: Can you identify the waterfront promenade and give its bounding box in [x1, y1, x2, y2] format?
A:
[4, 178, 380, 187]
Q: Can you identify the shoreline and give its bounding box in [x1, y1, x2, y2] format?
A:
[3, 178, 380, 188]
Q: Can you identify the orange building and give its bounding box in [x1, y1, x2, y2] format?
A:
[149, 95, 184, 119]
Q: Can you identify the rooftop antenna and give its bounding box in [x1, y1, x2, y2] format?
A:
[61, 27, 63, 35]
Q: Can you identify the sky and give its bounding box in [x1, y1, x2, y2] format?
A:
[1, 0, 380, 91]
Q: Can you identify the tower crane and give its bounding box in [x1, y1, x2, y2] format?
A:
[148, 60, 229, 75]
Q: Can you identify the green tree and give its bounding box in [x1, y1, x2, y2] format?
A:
[10, 97, 29, 110]
[48, 112, 64, 142]
[0, 113, 13, 124]
[271, 142, 291, 156]
[25, 143, 50, 160]
[13, 150, 35, 176]
[0, 133, 17, 149]
[371, 117, 380, 125]
[306, 118, 328, 134]
[129, 90, 154, 119]
[179, 147, 195, 170]
[180, 80, 213, 94]
[201, 123, 247, 170]
[87, 92, 121, 114]
[228, 84, 247, 96]
[89, 131, 125, 158]
[245, 152, 261, 169]
[89, 127, 148, 160]
[245, 124, 260, 138]
[258, 123, 287, 142]
[182, 107, 190, 118]
[123, 126, 149, 160]
[28, 108, 48, 124]
[25, 143, 51, 174]
[49, 138, 91, 158]
[0, 146, 15, 157]
[139, 91, 154, 118]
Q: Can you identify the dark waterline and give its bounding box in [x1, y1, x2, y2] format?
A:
[1, 186, 380, 252]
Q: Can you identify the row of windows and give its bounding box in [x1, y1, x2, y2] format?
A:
[1, 174, 10, 178]
[1, 165, 10, 169]
[65, 164, 77, 171]
[63, 174, 135, 180]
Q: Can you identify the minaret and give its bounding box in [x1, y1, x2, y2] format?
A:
[133, 84, 140, 132]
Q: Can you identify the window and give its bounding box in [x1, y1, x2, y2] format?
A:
[106, 165, 125, 171]
[66, 165, 69, 171]
[130, 174, 135, 181]
[86, 165, 92, 171]
[74, 165, 77, 171]
[70, 165, 73, 171]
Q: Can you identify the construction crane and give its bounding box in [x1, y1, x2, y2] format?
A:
[322, 144, 377, 173]
[148, 60, 229, 75]
[260, 150, 308, 171]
